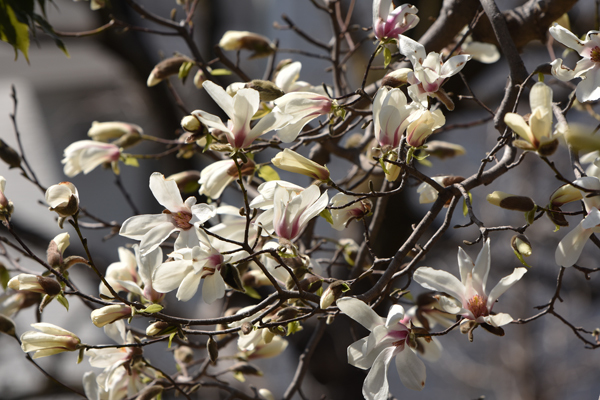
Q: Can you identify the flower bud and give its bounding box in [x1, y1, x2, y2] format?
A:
[46, 182, 79, 218]
[207, 336, 219, 363]
[537, 137, 559, 156]
[174, 346, 195, 364]
[297, 275, 322, 293]
[406, 110, 445, 148]
[550, 184, 583, 207]
[219, 31, 274, 58]
[245, 80, 285, 102]
[511, 234, 532, 257]
[8, 274, 61, 296]
[112, 132, 142, 149]
[21, 323, 81, 358]
[91, 304, 132, 328]
[381, 68, 412, 88]
[87, 121, 143, 142]
[193, 69, 207, 89]
[147, 56, 189, 87]
[486, 191, 536, 212]
[422, 140, 466, 159]
[146, 321, 170, 336]
[320, 281, 348, 309]
[547, 205, 569, 227]
[181, 115, 201, 132]
[0, 139, 21, 168]
[241, 321, 254, 335]
[383, 150, 402, 182]
[47, 232, 70, 268]
[272, 149, 330, 181]
[258, 388, 275, 400]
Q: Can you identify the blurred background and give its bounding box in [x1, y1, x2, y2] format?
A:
[0, 0, 599, 399]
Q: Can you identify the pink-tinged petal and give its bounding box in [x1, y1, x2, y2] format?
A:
[202, 272, 226, 304]
[337, 297, 383, 331]
[152, 260, 191, 293]
[176, 271, 202, 301]
[120, 214, 171, 240]
[297, 190, 329, 231]
[139, 222, 178, 255]
[555, 221, 594, 267]
[232, 88, 259, 135]
[149, 172, 184, 212]
[504, 113, 535, 144]
[472, 239, 490, 295]
[374, 0, 391, 21]
[248, 110, 292, 145]
[395, 347, 426, 391]
[385, 304, 405, 328]
[483, 312, 514, 327]
[203, 81, 235, 120]
[457, 246, 474, 285]
[413, 267, 466, 303]
[576, 66, 600, 102]
[440, 54, 471, 78]
[549, 25, 585, 54]
[487, 267, 527, 306]
[362, 346, 395, 400]
[378, 105, 403, 147]
[398, 34, 426, 67]
[192, 109, 231, 133]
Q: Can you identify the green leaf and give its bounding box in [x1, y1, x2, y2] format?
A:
[233, 371, 245, 382]
[462, 191, 472, 217]
[202, 133, 213, 153]
[168, 332, 176, 348]
[525, 207, 536, 225]
[320, 208, 333, 225]
[32, 14, 68, 57]
[178, 61, 194, 82]
[210, 68, 232, 76]
[122, 154, 139, 167]
[341, 282, 351, 292]
[383, 46, 392, 69]
[0, 2, 30, 62]
[513, 249, 533, 268]
[243, 286, 262, 300]
[286, 320, 303, 336]
[257, 165, 280, 182]
[0, 264, 9, 290]
[56, 294, 69, 311]
[77, 347, 85, 364]
[141, 304, 163, 314]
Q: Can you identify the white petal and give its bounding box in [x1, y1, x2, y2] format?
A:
[484, 312, 514, 327]
[337, 297, 383, 331]
[385, 304, 405, 328]
[487, 267, 527, 305]
[176, 271, 202, 301]
[149, 172, 184, 212]
[152, 260, 191, 293]
[504, 113, 535, 144]
[120, 214, 171, 240]
[576, 66, 600, 102]
[274, 61, 301, 92]
[202, 272, 226, 304]
[440, 54, 471, 78]
[395, 347, 426, 391]
[193, 109, 231, 133]
[398, 35, 426, 67]
[457, 246, 474, 285]
[472, 239, 491, 295]
[555, 221, 594, 267]
[139, 222, 178, 255]
[203, 81, 235, 120]
[549, 24, 585, 54]
[362, 346, 395, 400]
[413, 267, 466, 303]
[550, 58, 578, 82]
[82, 371, 100, 400]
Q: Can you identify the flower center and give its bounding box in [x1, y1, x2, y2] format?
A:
[467, 294, 488, 319]
[591, 47, 600, 63]
[171, 210, 193, 230]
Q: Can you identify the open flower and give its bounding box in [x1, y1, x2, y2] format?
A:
[62, 140, 121, 177]
[372, 87, 418, 149]
[193, 81, 288, 149]
[504, 82, 557, 155]
[198, 158, 255, 199]
[45, 182, 79, 218]
[337, 297, 429, 399]
[120, 172, 216, 255]
[555, 177, 600, 267]
[272, 92, 334, 143]
[372, 1, 419, 41]
[21, 322, 81, 358]
[549, 24, 600, 102]
[405, 109, 445, 148]
[414, 239, 526, 327]
[329, 193, 372, 231]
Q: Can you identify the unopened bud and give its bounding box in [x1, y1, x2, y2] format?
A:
[193, 69, 207, 89]
[146, 321, 170, 336]
[320, 281, 348, 309]
[537, 138, 559, 156]
[511, 234, 532, 257]
[147, 56, 189, 87]
[0, 315, 16, 337]
[297, 275, 322, 293]
[381, 68, 412, 88]
[422, 140, 466, 159]
[87, 121, 143, 142]
[112, 132, 142, 149]
[181, 115, 201, 132]
[219, 31, 274, 58]
[0, 139, 21, 168]
[174, 346, 195, 364]
[272, 149, 330, 181]
[275, 307, 298, 321]
[486, 191, 536, 212]
[135, 385, 163, 400]
[8, 274, 60, 295]
[91, 304, 132, 328]
[241, 321, 253, 335]
[245, 80, 285, 102]
[47, 233, 69, 268]
[550, 184, 583, 207]
[166, 170, 201, 194]
[207, 336, 219, 363]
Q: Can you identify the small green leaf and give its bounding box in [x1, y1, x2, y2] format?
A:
[210, 68, 232, 76]
[141, 304, 163, 314]
[462, 191, 472, 217]
[202, 134, 213, 153]
[258, 165, 280, 182]
[0, 264, 9, 290]
[122, 154, 139, 167]
[56, 294, 69, 311]
[178, 61, 194, 82]
[252, 105, 272, 121]
[383, 46, 392, 68]
[513, 249, 533, 268]
[77, 347, 84, 364]
[286, 320, 302, 336]
[320, 208, 333, 225]
[525, 207, 537, 225]
[0, 4, 30, 62]
[243, 286, 262, 300]
[168, 332, 176, 348]
[233, 371, 245, 382]
[341, 282, 351, 292]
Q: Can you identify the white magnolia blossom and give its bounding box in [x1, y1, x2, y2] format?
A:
[455, 27, 500, 64]
[549, 24, 600, 102]
[398, 35, 471, 106]
[45, 181, 79, 218]
[372, 0, 419, 41]
[405, 108, 445, 148]
[62, 140, 121, 177]
[91, 304, 132, 328]
[20, 322, 81, 359]
[198, 159, 237, 199]
[274, 61, 317, 93]
[329, 193, 372, 231]
[272, 92, 334, 143]
[243, 334, 288, 360]
[372, 87, 418, 148]
[120, 172, 216, 255]
[87, 121, 142, 142]
[193, 81, 288, 149]
[337, 298, 430, 399]
[152, 232, 227, 303]
[271, 148, 330, 181]
[416, 176, 446, 204]
[0, 176, 12, 219]
[555, 176, 600, 267]
[414, 239, 527, 327]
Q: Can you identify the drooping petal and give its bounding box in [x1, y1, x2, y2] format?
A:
[550, 58, 579, 82]
[120, 214, 172, 240]
[139, 222, 178, 255]
[337, 297, 383, 331]
[487, 267, 527, 306]
[202, 272, 226, 304]
[413, 267, 466, 303]
[203, 81, 235, 120]
[555, 221, 595, 267]
[176, 271, 202, 301]
[549, 24, 585, 55]
[440, 54, 471, 78]
[398, 35, 426, 68]
[394, 347, 426, 391]
[192, 109, 231, 133]
[152, 260, 191, 293]
[362, 346, 395, 400]
[484, 312, 514, 327]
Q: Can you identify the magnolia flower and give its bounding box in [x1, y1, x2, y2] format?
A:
[62, 140, 121, 177]
[193, 81, 288, 149]
[8, 274, 61, 296]
[152, 232, 227, 303]
[329, 193, 372, 231]
[416, 176, 446, 204]
[120, 172, 216, 255]
[272, 92, 334, 142]
[414, 240, 527, 327]
[198, 158, 255, 199]
[243, 335, 288, 360]
[257, 184, 328, 242]
[398, 35, 470, 107]
[21, 322, 81, 358]
[218, 30, 274, 58]
[549, 24, 600, 102]
[273, 61, 321, 93]
[372, 0, 419, 41]
[87, 121, 143, 142]
[0, 176, 13, 220]
[555, 177, 600, 267]
[337, 298, 428, 399]
[91, 304, 132, 328]
[372, 87, 418, 148]
[405, 109, 445, 148]
[271, 148, 330, 181]
[504, 82, 558, 155]
[45, 181, 79, 218]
